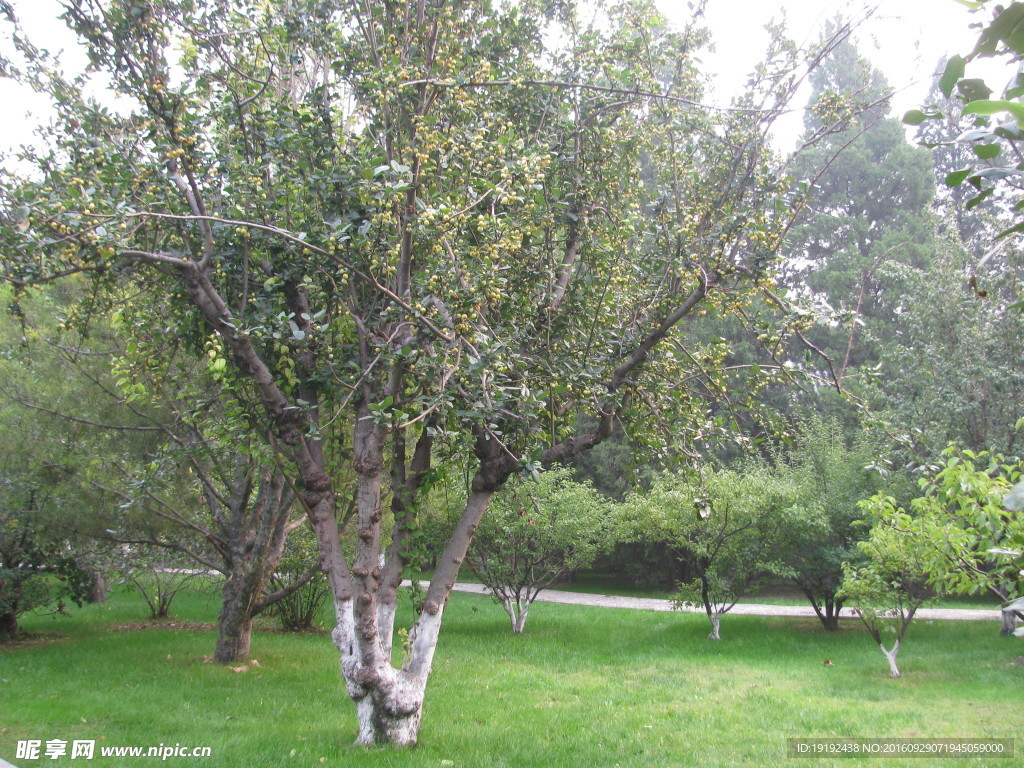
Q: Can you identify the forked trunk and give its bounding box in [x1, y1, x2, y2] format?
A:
[881, 640, 901, 678]
[352, 672, 427, 747]
[332, 598, 444, 747]
[804, 589, 843, 632]
[500, 596, 530, 634]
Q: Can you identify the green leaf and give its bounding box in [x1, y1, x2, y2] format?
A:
[939, 55, 966, 98]
[995, 220, 1024, 239]
[944, 169, 972, 187]
[973, 143, 1002, 160]
[966, 188, 995, 210]
[903, 110, 928, 126]
[963, 99, 1024, 127]
[958, 78, 994, 102]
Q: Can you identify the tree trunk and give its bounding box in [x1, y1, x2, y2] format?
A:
[1001, 609, 1017, 636]
[881, 640, 901, 678]
[498, 592, 531, 634]
[352, 669, 427, 747]
[707, 611, 721, 641]
[821, 597, 842, 632]
[86, 572, 107, 604]
[332, 595, 435, 748]
[804, 589, 842, 632]
[215, 575, 257, 663]
[0, 610, 17, 640]
[513, 602, 530, 634]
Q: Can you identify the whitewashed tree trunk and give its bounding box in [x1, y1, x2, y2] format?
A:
[707, 612, 721, 641]
[498, 594, 530, 634]
[320, 441, 507, 748]
[881, 640, 901, 678]
[1001, 609, 1017, 636]
[513, 600, 530, 634]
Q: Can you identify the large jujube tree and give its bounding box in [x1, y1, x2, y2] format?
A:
[2, 0, 846, 747]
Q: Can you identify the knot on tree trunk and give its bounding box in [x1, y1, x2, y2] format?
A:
[354, 454, 384, 476]
[422, 599, 441, 615]
[302, 470, 332, 493]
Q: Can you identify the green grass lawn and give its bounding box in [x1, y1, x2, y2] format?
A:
[1, 588, 1021, 768]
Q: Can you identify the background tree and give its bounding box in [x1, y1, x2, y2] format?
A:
[267, 522, 331, 632]
[866, 250, 1024, 458]
[1, 0, 850, 746]
[778, 416, 895, 630]
[1, 278, 319, 662]
[839, 520, 937, 678]
[865, 447, 1023, 611]
[908, 1, 1024, 248]
[627, 465, 812, 640]
[787, 31, 938, 382]
[456, 466, 614, 634]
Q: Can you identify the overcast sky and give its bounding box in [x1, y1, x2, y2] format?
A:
[658, 0, 992, 146]
[0, 0, 999, 155]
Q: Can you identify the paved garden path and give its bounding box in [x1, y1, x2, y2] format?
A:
[407, 581, 1002, 622]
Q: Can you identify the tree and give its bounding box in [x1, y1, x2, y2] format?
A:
[0, 394, 93, 639]
[101, 435, 313, 661]
[458, 466, 613, 634]
[839, 521, 936, 678]
[787, 31, 938, 381]
[778, 416, 894, 630]
[0, 279, 316, 663]
[908, 1, 1024, 250]
[866, 250, 1024, 458]
[627, 466, 811, 640]
[1, 0, 849, 745]
[864, 446, 1024, 610]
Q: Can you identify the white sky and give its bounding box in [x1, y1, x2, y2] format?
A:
[0, 0, 1004, 156]
[658, 0, 994, 145]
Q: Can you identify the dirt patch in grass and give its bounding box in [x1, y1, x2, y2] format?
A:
[111, 619, 328, 634]
[113, 619, 217, 632]
[0, 631, 66, 651]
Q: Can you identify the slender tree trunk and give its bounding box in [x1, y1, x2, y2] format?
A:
[881, 640, 901, 678]
[701, 575, 721, 640]
[513, 604, 530, 634]
[707, 611, 721, 641]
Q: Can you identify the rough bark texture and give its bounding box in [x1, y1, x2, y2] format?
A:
[210, 468, 296, 664]
[0, 610, 17, 639]
[86, 572, 107, 604]
[215, 576, 258, 662]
